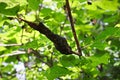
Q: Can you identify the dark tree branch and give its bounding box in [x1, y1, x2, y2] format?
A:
[65, 0, 82, 56]
[18, 18, 79, 56]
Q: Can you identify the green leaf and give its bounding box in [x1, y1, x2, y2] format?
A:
[60, 55, 78, 67]
[40, 8, 52, 16]
[0, 3, 20, 16]
[91, 27, 119, 50]
[0, 2, 7, 9]
[5, 57, 16, 63]
[88, 53, 110, 67]
[52, 12, 65, 22]
[91, 40, 107, 50]
[44, 65, 71, 80]
[1, 64, 13, 72]
[95, 0, 119, 11]
[22, 40, 40, 49]
[15, 0, 28, 6]
[0, 2, 20, 16]
[114, 27, 120, 37]
[28, 0, 40, 10]
[96, 27, 120, 41]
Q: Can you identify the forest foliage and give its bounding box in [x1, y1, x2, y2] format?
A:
[0, 0, 120, 80]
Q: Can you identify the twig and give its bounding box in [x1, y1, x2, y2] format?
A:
[0, 44, 22, 47]
[27, 48, 52, 67]
[65, 0, 82, 56]
[0, 50, 25, 58]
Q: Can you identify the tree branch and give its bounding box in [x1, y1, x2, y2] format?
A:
[65, 0, 82, 56]
[27, 48, 52, 67]
[18, 18, 79, 56]
[0, 44, 22, 47]
[0, 50, 25, 58]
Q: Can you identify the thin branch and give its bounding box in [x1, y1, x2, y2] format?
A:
[65, 0, 82, 56]
[27, 48, 52, 67]
[0, 44, 22, 47]
[0, 50, 25, 58]
[20, 28, 24, 44]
